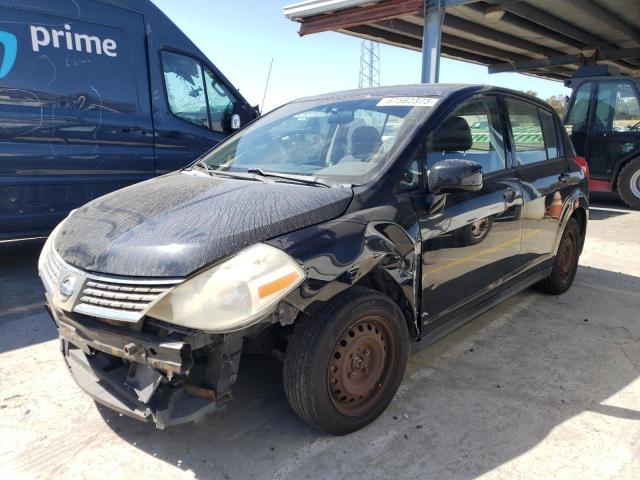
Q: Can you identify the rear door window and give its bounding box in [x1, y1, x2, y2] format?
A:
[506, 99, 547, 165]
[539, 109, 560, 160]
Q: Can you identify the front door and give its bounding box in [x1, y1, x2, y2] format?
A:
[146, 37, 242, 175]
[586, 80, 640, 180]
[415, 95, 524, 325]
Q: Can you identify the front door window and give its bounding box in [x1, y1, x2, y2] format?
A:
[565, 81, 592, 157]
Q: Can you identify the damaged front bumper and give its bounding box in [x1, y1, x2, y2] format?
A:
[46, 298, 243, 429]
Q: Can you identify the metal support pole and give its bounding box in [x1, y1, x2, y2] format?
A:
[421, 1, 445, 83]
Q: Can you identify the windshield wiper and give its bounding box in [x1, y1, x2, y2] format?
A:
[246, 168, 331, 187]
[193, 162, 267, 182]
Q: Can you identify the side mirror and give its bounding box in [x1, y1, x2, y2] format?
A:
[428, 159, 483, 195]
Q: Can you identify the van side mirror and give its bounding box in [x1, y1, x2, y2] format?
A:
[230, 113, 241, 130]
[428, 159, 483, 195]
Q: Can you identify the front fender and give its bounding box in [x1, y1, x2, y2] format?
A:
[268, 213, 420, 336]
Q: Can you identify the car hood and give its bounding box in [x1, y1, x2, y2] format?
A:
[54, 171, 353, 277]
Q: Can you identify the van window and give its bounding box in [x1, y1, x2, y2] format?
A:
[539, 110, 560, 159]
[162, 51, 239, 133]
[506, 99, 547, 165]
[566, 82, 592, 132]
[426, 96, 506, 174]
[593, 82, 640, 133]
[162, 51, 209, 129]
[204, 68, 236, 133]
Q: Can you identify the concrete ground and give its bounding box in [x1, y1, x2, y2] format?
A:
[1, 193, 639, 480]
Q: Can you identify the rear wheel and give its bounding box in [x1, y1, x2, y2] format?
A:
[283, 287, 409, 435]
[536, 218, 581, 295]
[617, 157, 640, 210]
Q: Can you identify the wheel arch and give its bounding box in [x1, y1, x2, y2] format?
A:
[277, 219, 421, 341]
[354, 266, 419, 340]
[553, 188, 588, 256]
[611, 152, 640, 190]
[571, 206, 588, 253]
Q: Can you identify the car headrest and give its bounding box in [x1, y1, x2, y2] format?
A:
[351, 125, 382, 159]
[432, 116, 472, 152]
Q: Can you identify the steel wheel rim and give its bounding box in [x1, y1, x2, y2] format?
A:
[558, 228, 577, 283]
[327, 315, 396, 417]
[470, 218, 490, 239]
[630, 169, 640, 198]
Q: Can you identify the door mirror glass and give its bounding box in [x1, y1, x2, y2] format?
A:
[231, 113, 241, 130]
[428, 159, 483, 195]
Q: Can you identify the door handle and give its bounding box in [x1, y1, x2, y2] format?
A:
[559, 172, 571, 183]
[162, 130, 181, 139]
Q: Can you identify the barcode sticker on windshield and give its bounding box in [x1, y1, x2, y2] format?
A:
[377, 97, 438, 107]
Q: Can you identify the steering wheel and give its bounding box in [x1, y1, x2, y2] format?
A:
[275, 130, 321, 164]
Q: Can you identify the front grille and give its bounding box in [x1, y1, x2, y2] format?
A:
[79, 280, 174, 312]
[42, 245, 183, 323]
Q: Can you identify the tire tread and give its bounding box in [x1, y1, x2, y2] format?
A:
[617, 158, 640, 210]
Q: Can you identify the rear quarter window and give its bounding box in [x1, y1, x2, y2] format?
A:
[506, 98, 547, 165]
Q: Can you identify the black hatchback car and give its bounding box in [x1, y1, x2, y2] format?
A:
[39, 84, 588, 435]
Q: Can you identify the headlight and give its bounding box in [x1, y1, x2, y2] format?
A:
[38, 216, 68, 273]
[146, 243, 306, 332]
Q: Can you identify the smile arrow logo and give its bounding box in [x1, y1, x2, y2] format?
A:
[0, 31, 17, 79]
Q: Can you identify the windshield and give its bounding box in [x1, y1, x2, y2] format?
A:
[199, 97, 436, 185]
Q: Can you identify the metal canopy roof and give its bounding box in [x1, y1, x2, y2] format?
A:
[283, 0, 640, 82]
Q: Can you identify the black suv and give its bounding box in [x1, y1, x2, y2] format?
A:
[39, 85, 588, 435]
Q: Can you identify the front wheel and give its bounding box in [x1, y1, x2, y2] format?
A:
[536, 218, 581, 295]
[283, 287, 409, 435]
[617, 157, 640, 210]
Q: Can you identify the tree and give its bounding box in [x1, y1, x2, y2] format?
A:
[545, 94, 567, 115]
[521, 90, 538, 98]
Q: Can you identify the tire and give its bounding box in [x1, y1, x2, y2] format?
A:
[536, 218, 581, 295]
[617, 157, 640, 210]
[283, 286, 410, 435]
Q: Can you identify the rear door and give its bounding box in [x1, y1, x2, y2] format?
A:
[505, 97, 571, 267]
[416, 94, 524, 324]
[0, 1, 153, 237]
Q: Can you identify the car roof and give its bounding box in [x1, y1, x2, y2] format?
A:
[292, 83, 557, 112]
[294, 83, 476, 102]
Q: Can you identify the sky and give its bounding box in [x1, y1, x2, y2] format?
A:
[150, 0, 570, 113]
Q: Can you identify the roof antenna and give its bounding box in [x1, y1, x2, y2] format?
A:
[261, 58, 274, 113]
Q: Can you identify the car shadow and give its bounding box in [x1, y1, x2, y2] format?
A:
[97, 265, 640, 480]
[0, 241, 59, 354]
[590, 192, 635, 210]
